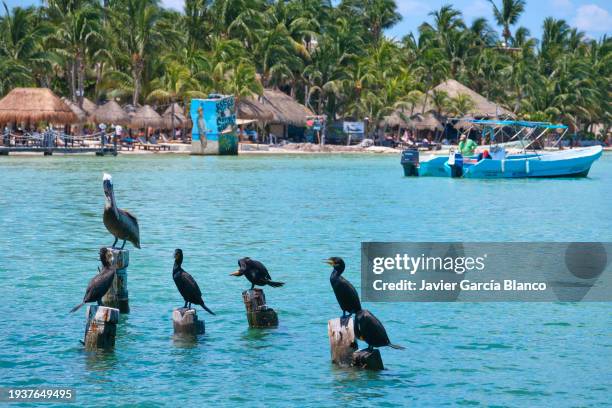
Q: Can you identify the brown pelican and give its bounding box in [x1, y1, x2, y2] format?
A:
[325, 257, 362, 317]
[70, 248, 116, 312]
[172, 249, 215, 315]
[354, 309, 405, 351]
[230, 257, 284, 289]
[103, 173, 140, 249]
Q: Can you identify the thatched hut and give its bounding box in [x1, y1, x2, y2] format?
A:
[0, 87, 77, 124]
[381, 111, 410, 128]
[420, 79, 514, 118]
[453, 119, 474, 130]
[61, 97, 88, 123]
[236, 97, 274, 123]
[129, 105, 163, 129]
[162, 103, 191, 129]
[92, 100, 130, 126]
[407, 111, 444, 131]
[81, 97, 97, 115]
[259, 89, 313, 140]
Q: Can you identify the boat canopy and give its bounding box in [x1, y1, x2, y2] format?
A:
[467, 119, 568, 129]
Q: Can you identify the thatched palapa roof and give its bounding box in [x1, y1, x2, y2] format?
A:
[92, 100, 130, 125]
[81, 97, 97, 115]
[453, 118, 474, 130]
[260, 89, 313, 126]
[236, 97, 274, 122]
[381, 110, 410, 127]
[0, 88, 77, 124]
[61, 97, 88, 123]
[426, 79, 514, 118]
[407, 111, 444, 131]
[129, 105, 163, 129]
[162, 103, 191, 129]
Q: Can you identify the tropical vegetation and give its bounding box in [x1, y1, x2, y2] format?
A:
[0, 0, 609, 137]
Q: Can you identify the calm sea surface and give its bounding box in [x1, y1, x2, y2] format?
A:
[0, 153, 610, 407]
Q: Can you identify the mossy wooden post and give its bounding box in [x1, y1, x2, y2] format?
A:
[328, 317, 384, 370]
[242, 288, 278, 328]
[102, 248, 129, 313]
[84, 305, 119, 350]
[172, 308, 205, 335]
[328, 317, 357, 367]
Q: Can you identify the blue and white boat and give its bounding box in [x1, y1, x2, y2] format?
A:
[401, 120, 603, 179]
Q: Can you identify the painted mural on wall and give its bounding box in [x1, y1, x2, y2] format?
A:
[190, 94, 238, 155]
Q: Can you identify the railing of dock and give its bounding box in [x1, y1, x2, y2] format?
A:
[1, 130, 118, 153]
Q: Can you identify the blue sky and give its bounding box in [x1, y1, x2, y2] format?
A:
[4, 0, 612, 40]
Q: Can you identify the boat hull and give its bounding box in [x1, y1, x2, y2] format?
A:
[461, 146, 603, 179]
[416, 156, 449, 177]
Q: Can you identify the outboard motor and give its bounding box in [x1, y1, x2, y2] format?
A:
[401, 149, 419, 176]
[448, 150, 463, 178]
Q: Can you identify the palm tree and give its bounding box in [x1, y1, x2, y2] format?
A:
[340, 0, 401, 43]
[431, 89, 450, 116]
[46, 0, 102, 107]
[0, 3, 49, 91]
[112, 0, 165, 105]
[489, 0, 525, 47]
[220, 60, 263, 103]
[488, 0, 526, 47]
[147, 60, 206, 103]
[449, 93, 475, 116]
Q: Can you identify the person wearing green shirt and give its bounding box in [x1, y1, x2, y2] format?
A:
[458, 134, 477, 156]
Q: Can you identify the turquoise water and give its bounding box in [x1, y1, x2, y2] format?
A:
[0, 153, 610, 407]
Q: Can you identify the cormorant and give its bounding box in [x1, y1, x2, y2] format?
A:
[70, 248, 116, 313]
[103, 173, 140, 249]
[172, 249, 215, 315]
[230, 257, 284, 289]
[354, 309, 405, 351]
[325, 257, 361, 317]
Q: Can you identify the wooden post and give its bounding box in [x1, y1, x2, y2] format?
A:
[328, 317, 357, 367]
[172, 307, 205, 335]
[102, 248, 129, 313]
[84, 305, 119, 350]
[242, 288, 278, 328]
[353, 349, 384, 370]
[327, 317, 384, 370]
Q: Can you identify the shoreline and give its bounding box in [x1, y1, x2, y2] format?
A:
[2, 142, 610, 157]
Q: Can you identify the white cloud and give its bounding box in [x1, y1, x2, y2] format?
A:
[161, 0, 184, 11]
[573, 4, 612, 32]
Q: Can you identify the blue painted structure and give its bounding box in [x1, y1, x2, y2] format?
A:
[190, 94, 237, 155]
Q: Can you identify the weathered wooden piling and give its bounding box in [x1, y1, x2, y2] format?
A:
[328, 317, 358, 366]
[84, 305, 119, 350]
[327, 317, 384, 370]
[172, 307, 205, 335]
[242, 289, 278, 328]
[353, 349, 384, 370]
[102, 248, 129, 313]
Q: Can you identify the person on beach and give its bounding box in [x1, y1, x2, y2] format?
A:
[458, 134, 477, 156]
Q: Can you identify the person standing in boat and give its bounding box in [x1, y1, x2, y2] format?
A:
[458, 134, 477, 156]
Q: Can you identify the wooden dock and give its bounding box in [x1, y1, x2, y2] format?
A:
[0, 146, 117, 156]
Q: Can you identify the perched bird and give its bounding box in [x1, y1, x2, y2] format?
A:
[354, 309, 405, 351]
[70, 248, 116, 313]
[230, 257, 284, 289]
[172, 249, 215, 315]
[103, 173, 140, 249]
[326, 257, 361, 317]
